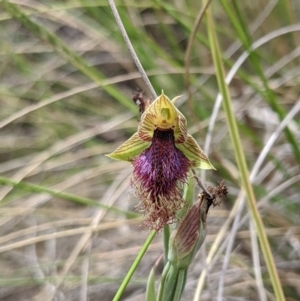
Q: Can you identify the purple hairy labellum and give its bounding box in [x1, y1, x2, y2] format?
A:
[107, 92, 215, 230]
[132, 129, 190, 229]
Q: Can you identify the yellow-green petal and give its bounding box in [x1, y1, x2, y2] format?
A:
[170, 95, 188, 143]
[106, 132, 150, 162]
[138, 91, 187, 143]
[176, 135, 216, 170]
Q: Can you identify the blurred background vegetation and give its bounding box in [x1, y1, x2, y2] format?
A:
[0, 0, 300, 300]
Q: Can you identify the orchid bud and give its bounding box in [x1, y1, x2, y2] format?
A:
[168, 196, 207, 268]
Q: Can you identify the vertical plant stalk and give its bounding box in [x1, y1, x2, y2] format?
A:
[221, 0, 300, 165]
[112, 230, 156, 301]
[157, 182, 227, 301]
[204, 6, 285, 301]
[108, 0, 157, 100]
[163, 225, 170, 266]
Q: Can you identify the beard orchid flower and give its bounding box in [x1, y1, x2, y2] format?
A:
[107, 92, 215, 230]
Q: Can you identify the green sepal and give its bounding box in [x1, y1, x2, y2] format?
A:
[146, 265, 157, 301]
[106, 132, 150, 162]
[176, 135, 216, 170]
[138, 91, 187, 143]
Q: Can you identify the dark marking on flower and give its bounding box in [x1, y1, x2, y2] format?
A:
[131, 128, 191, 230]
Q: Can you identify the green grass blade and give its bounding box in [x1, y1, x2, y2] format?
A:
[112, 230, 156, 301]
[221, 0, 300, 165]
[146, 265, 157, 301]
[0, 176, 137, 218]
[204, 6, 286, 301]
[1, 0, 136, 112]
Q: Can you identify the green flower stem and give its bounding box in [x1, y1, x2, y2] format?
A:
[112, 230, 156, 301]
[0, 176, 137, 218]
[158, 196, 209, 301]
[163, 225, 170, 266]
[161, 265, 178, 301]
[205, 7, 285, 301]
[173, 269, 187, 301]
[157, 263, 188, 301]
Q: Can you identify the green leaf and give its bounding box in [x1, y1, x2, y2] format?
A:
[146, 266, 156, 301]
[204, 6, 285, 301]
[112, 230, 156, 301]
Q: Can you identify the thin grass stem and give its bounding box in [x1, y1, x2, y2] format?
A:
[108, 0, 157, 99]
[204, 6, 285, 301]
[184, 0, 213, 115]
[112, 230, 156, 301]
[0, 176, 137, 218]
